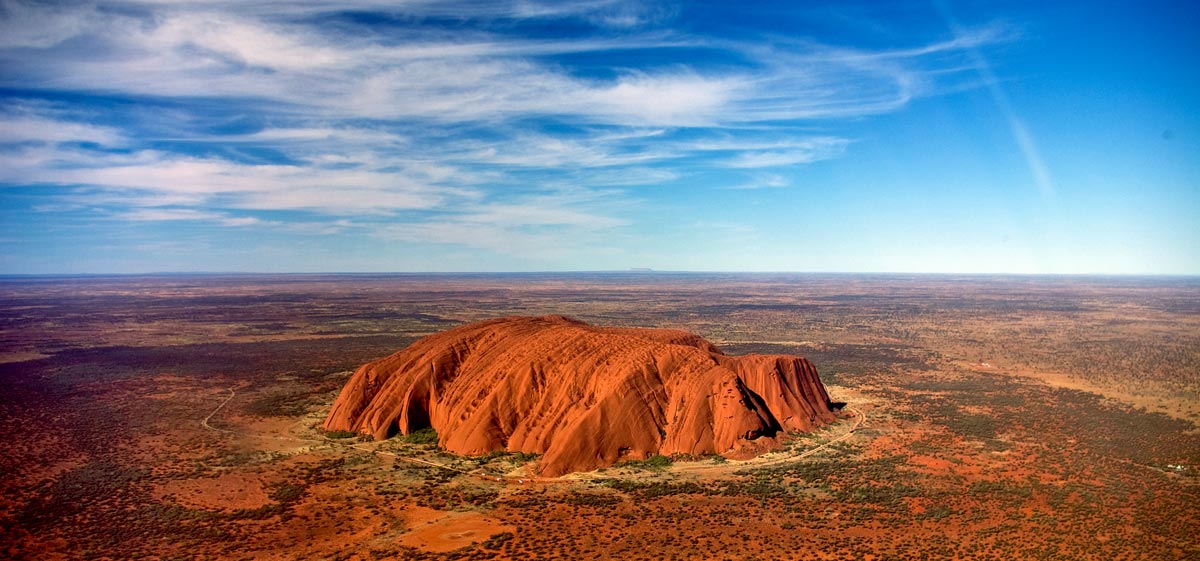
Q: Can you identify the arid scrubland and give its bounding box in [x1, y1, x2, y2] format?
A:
[1, 274, 1196, 560]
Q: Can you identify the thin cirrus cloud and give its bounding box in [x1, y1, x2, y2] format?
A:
[116, 207, 272, 228]
[0, 0, 1012, 260]
[721, 174, 791, 191]
[0, 111, 124, 145]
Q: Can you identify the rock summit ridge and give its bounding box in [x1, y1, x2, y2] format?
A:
[324, 315, 835, 476]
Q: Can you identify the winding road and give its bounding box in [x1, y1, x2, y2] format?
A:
[200, 387, 238, 434]
[669, 405, 867, 477]
[794, 406, 866, 460]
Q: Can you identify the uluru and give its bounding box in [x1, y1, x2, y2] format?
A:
[324, 315, 837, 476]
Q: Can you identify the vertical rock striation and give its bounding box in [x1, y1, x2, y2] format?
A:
[324, 315, 836, 476]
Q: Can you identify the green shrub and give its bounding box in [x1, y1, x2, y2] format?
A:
[510, 451, 540, 463]
[618, 454, 673, 471]
[401, 427, 439, 445]
[271, 482, 306, 504]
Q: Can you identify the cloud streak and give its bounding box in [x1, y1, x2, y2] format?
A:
[1, 1, 1009, 124]
[0, 0, 1015, 264]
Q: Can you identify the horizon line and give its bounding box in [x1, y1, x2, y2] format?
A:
[2, 270, 1198, 279]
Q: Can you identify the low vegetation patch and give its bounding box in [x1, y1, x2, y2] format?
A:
[401, 427, 439, 445]
[616, 454, 673, 471]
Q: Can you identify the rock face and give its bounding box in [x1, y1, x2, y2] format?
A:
[324, 315, 836, 476]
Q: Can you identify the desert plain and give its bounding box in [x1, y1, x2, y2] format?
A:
[0, 273, 1197, 560]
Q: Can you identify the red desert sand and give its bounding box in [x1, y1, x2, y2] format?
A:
[324, 315, 835, 476]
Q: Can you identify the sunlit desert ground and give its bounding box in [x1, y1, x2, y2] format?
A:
[1, 273, 1196, 560]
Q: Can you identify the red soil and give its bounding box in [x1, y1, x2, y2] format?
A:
[399, 507, 513, 552]
[324, 315, 835, 476]
[151, 472, 275, 511]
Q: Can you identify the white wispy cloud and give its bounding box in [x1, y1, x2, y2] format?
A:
[0, 100, 127, 145]
[0, 0, 97, 49]
[723, 141, 851, 168]
[672, 135, 852, 168]
[0, 0, 1016, 260]
[194, 126, 408, 146]
[115, 207, 277, 227]
[0, 115, 121, 145]
[722, 173, 790, 190]
[0, 142, 477, 213]
[451, 131, 673, 168]
[118, 207, 225, 221]
[0, 2, 1009, 125]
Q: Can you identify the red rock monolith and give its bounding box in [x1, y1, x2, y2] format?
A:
[324, 315, 835, 476]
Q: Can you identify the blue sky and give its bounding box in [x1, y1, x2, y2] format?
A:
[0, 0, 1196, 274]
